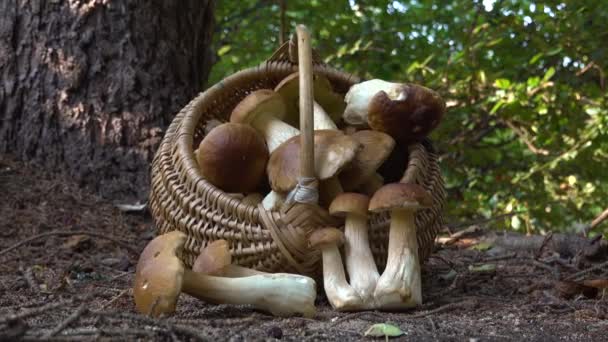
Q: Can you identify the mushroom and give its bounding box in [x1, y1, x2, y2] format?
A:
[133, 231, 317, 317]
[193, 240, 266, 277]
[329, 193, 378, 301]
[368, 183, 432, 309]
[339, 130, 395, 193]
[266, 130, 360, 207]
[342, 79, 446, 144]
[308, 227, 362, 310]
[275, 72, 345, 129]
[230, 89, 300, 153]
[196, 123, 268, 193]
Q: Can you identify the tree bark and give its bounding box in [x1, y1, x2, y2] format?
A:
[0, 0, 215, 200]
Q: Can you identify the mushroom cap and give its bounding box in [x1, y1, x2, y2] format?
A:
[308, 227, 345, 249]
[329, 193, 370, 218]
[267, 130, 360, 193]
[368, 183, 433, 213]
[133, 231, 187, 317]
[196, 123, 269, 193]
[230, 89, 287, 124]
[368, 83, 446, 144]
[339, 130, 395, 191]
[275, 72, 346, 126]
[192, 240, 232, 276]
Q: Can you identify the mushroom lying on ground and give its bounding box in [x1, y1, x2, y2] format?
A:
[275, 72, 345, 129]
[196, 123, 268, 193]
[230, 89, 299, 153]
[339, 130, 395, 193]
[309, 227, 362, 310]
[342, 79, 446, 144]
[133, 231, 317, 317]
[329, 193, 378, 301]
[193, 239, 265, 277]
[267, 130, 360, 207]
[368, 183, 432, 309]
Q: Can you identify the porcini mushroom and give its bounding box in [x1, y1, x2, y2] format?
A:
[329, 193, 378, 301]
[196, 123, 268, 193]
[134, 231, 317, 317]
[267, 130, 360, 206]
[368, 183, 432, 309]
[343, 80, 446, 144]
[275, 72, 345, 129]
[193, 240, 265, 277]
[230, 89, 299, 152]
[309, 227, 362, 310]
[339, 130, 395, 192]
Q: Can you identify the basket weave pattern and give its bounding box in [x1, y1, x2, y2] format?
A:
[149, 51, 446, 277]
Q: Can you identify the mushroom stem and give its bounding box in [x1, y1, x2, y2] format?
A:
[344, 214, 379, 300]
[319, 176, 344, 208]
[251, 114, 300, 153]
[319, 244, 362, 311]
[261, 191, 286, 211]
[182, 270, 317, 317]
[374, 209, 421, 308]
[313, 101, 338, 130]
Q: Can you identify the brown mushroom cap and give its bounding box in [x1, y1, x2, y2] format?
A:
[339, 130, 395, 191]
[368, 183, 433, 213]
[308, 227, 345, 249]
[267, 130, 360, 193]
[196, 123, 268, 193]
[275, 72, 346, 126]
[368, 84, 445, 144]
[329, 193, 370, 218]
[133, 231, 187, 317]
[230, 89, 287, 124]
[192, 240, 232, 275]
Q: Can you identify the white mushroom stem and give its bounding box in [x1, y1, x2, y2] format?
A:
[373, 208, 422, 308]
[344, 213, 379, 301]
[319, 244, 363, 311]
[343, 79, 405, 126]
[262, 191, 286, 211]
[313, 101, 338, 130]
[182, 271, 317, 317]
[357, 173, 384, 196]
[251, 114, 300, 153]
[216, 265, 267, 278]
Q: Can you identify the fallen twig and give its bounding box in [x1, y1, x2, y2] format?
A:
[42, 301, 89, 339]
[0, 230, 139, 257]
[566, 260, 608, 281]
[0, 300, 71, 324]
[406, 299, 479, 319]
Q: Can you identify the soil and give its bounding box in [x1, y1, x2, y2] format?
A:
[1, 153, 607, 341]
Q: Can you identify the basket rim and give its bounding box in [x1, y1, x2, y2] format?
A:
[173, 61, 362, 217]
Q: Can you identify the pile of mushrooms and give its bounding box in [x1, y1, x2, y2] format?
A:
[135, 76, 446, 316]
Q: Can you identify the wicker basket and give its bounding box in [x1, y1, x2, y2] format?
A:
[148, 29, 446, 278]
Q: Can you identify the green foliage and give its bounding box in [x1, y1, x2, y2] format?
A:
[211, 0, 608, 234]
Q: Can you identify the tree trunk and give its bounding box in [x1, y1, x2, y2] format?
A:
[0, 0, 215, 201]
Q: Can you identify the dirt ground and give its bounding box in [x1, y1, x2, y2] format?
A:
[1, 154, 607, 341]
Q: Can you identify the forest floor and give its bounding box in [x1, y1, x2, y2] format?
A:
[1, 153, 607, 341]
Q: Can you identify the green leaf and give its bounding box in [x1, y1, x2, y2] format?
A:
[468, 264, 497, 273]
[217, 45, 231, 56]
[364, 323, 404, 338]
[469, 241, 493, 251]
[543, 67, 556, 82]
[494, 79, 511, 89]
[529, 53, 543, 65]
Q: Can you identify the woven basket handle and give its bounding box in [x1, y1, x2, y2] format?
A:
[280, 25, 319, 209]
[266, 31, 325, 66]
